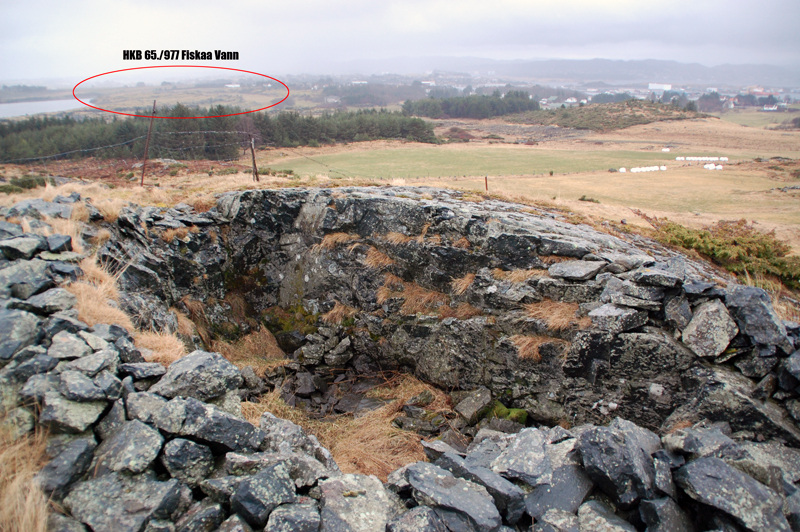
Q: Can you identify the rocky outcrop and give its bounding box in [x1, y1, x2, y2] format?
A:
[4, 188, 800, 530]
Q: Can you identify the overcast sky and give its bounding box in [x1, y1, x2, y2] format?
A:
[2, 0, 798, 85]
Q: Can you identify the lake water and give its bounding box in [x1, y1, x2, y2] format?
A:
[0, 99, 90, 119]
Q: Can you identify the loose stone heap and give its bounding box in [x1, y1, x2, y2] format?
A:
[3, 187, 800, 531]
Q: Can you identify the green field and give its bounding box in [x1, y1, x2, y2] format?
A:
[714, 108, 793, 128]
[270, 144, 756, 180]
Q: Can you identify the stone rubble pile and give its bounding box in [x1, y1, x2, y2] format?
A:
[3, 188, 800, 530]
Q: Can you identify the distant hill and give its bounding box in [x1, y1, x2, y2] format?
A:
[332, 57, 800, 87]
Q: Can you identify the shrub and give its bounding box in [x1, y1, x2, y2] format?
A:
[634, 211, 800, 290]
[578, 195, 600, 203]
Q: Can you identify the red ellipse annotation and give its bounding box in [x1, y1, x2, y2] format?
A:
[72, 65, 290, 119]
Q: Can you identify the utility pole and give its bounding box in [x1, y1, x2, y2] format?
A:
[249, 136, 259, 182]
[140, 100, 157, 187]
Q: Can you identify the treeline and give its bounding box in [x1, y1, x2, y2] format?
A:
[402, 91, 539, 119]
[0, 105, 436, 162]
[590, 92, 633, 104]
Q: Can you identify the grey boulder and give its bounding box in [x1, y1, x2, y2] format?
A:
[161, 438, 214, 487]
[149, 350, 243, 401]
[230, 463, 296, 529]
[92, 419, 164, 475]
[681, 300, 738, 358]
[265, 503, 321, 532]
[406, 462, 502, 532]
[64, 472, 182, 532]
[674, 456, 790, 532]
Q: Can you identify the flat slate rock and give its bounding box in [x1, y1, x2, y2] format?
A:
[10, 287, 76, 314]
[119, 362, 166, 380]
[0, 236, 46, 260]
[548, 260, 606, 281]
[435, 452, 525, 524]
[631, 267, 682, 287]
[588, 304, 648, 334]
[179, 397, 263, 453]
[7, 198, 73, 219]
[491, 428, 552, 487]
[674, 456, 790, 532]
[48, 331, 92, 360]
[40, 390, 106, 433]
[406, 462, 502, 532]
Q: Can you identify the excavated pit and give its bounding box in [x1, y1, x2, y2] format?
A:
[95, 186, 800, 444]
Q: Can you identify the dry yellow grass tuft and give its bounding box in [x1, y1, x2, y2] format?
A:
[171, 307, 196, 337]
[376, 275, 450, 315]
[64, 256, 134, 330]
[511, 334, 570, 362]
[384, 232, 413, 245]
[90, 229, 112, 248]
[364, 247, 395, 269]
[180, 296, 211, 345]
[451, 273, 475, 296]
[452, 236, 471, 249]
[40, 215, 85, 254]
[439, 302, 483, 320]
[491, 268, 550, 283]
[160, 226, 199, 243]
[91, 198, 128, 223]
[312, 232, 359, 253]
[212, 328, 287, 375]
[0, 421, 49, 532]
[540, 255, 570, 265]
[523, 299, 591, 331]
[135, 331, 187, 365]
[241, 373, 449, 481]
[415, 223, 430, 244]
[399, 283, 449, 315]
[321, 301, 358, 325]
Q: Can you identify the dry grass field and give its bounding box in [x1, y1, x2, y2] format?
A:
[2, 117, 798, 255]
